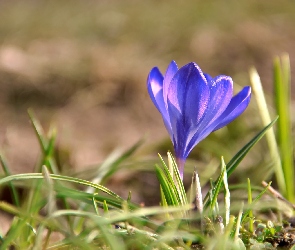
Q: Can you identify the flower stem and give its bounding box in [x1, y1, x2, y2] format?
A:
[176, 158, 185, 180]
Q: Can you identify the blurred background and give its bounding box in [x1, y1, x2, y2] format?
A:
[0, 0, 294, 203]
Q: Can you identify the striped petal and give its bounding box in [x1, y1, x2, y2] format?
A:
[167, 62, 210, 158]
[213, 86, 251, 131]
[184, 75, 233, 157]
[163, 61, 178, 109]
[147, 67, 172, 136]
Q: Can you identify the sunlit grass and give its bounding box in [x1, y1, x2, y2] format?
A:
[0, 104, 288, 249]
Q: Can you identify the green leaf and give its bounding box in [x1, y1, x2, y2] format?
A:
[226, 117, 278, 177]
[0, 173, 124, 202]
[156, 154, 189, 209]
[204, 118, 277, 209]
[0, 155, 20, 207]
[241, 181, 271, 223]
[274, 54, 294, 202]
[168, 152, 188, 205]
[155, 165, 179, 206]
[209, 158, 226, 211]
[28, 109, 47, 154]
[161, 159, 182, 205]
[247, 178, 254, 233]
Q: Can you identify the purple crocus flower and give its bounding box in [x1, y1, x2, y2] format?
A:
[147, 61, 251, 179]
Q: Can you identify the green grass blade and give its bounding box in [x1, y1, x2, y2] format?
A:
[0, 155, 20, 207]
[241, 181, 271, 223]
[45, 127, 56, 160]
[209, 158, 226, 211]
[1, 217, 28, 249]
[103, 200, 109, 214]
[28, 110, 59, 174]
[157, 154, 186, 206]
[28, 109, 47, 154]
[204, 118, 277, 210]
[226, 117, 278, 177]
[274, 54, 294, 202]
[158, 153, 168, 169]
[0, 173, 125, 202]
[44, 126, 59, 174]
[161, 161, 182, 206]
[42, 166, 56, 215]
[155, 165, 178, 206]
[247, 178, 254, 233]
[168, 152, 188, 205]
[55, 187, 131, 210]
[160, 186, 168, 207]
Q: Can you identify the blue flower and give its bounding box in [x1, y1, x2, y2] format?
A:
[147, 61, 251, 179]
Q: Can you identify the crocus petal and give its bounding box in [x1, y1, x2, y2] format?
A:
[168, 63, 210, 126]
[203, 73, 213, 84]
[184, 75, 233, 157]
[147, 67, 164, 111]
[167, 63, 210, 158]
[147, 67, 173, 136]
[163, 61, 178, 109]
[205, 76, 233, 127]
[212, 86, 251, 131]
[167, 100, 186, 158]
